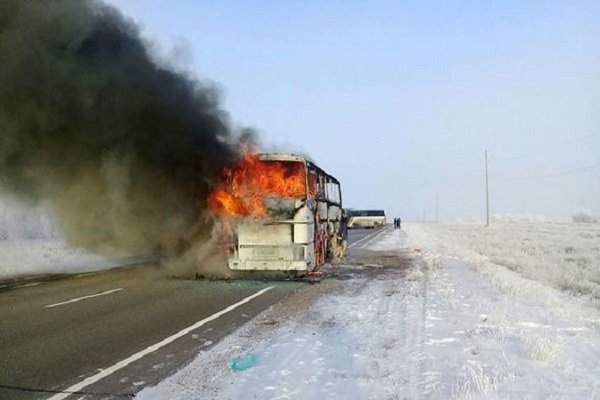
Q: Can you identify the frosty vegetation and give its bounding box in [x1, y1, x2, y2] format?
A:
[572, 210, 599, 223]
[407, 216, 600, 305]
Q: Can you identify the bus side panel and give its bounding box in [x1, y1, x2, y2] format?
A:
[294, 204, 316, 269]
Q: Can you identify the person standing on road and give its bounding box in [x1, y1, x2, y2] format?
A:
[339, 210, 349, 257]
[398, 216, 402, 229]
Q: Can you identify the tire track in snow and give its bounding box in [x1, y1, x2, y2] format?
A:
[403, 262, 428, 399]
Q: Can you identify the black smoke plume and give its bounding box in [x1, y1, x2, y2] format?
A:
[0, 0, 252, 259]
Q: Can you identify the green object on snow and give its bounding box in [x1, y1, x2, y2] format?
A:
[231, 353, 257, 371]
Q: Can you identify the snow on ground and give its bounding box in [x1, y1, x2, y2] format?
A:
[404, 218, 600, 306]
[0, 198, 61, 241]
[0, 198, 152, 279]
[0, 239, 149, 279]
[140, 224, 600, 399]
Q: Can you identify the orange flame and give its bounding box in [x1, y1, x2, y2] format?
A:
[208, 151, 309, 218]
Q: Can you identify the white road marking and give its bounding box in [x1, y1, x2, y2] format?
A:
[47, 286, 274, 400]
[15, 282, 42, 289]
[74, 272, 98, 279]
[349, 226, 391, 249]
[348, 229, 382, 249]
[45, 288, 124, 309]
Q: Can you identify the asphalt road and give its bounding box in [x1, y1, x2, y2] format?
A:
[0, 227, 387, 399]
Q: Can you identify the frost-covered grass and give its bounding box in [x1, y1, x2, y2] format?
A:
[406, 218, 600, 303]
[522, 334, 562, 364]
[451, 366, 499, 400]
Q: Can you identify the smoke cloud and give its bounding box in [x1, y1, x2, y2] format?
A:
[0, 0, 252, 261]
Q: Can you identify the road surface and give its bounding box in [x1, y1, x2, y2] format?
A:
[0, 227, 386, 399]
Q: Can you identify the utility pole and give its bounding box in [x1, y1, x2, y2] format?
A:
[435, 192, 439, 223]
[485, 150, 490, 227]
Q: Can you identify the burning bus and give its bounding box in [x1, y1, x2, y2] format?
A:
[208, 153, 345, 276]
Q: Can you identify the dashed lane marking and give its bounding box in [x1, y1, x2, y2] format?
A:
[15, 282, 42, 288]
[44, 288, 124, 309]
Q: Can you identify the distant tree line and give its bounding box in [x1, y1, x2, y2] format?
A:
[572, 210, 599, 223]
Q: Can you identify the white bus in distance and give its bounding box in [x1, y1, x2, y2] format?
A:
[346, 209, 386, 228]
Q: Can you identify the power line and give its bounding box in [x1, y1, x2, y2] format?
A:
[485, 150, 490, 227]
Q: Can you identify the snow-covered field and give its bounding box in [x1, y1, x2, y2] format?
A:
[139, 222, 600, 399]
[0, 239, 148, 279]
[0, 199, 61, 241]
[0, 199, 148, 279]
[405, 217, 600, 305]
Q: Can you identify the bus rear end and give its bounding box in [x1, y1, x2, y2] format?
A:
[208, 154, 317, 274]
[230, 203, 315, 272]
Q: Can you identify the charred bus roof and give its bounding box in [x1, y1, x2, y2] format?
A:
[258, 153, 340, 185]
[258, 153, 306, 163]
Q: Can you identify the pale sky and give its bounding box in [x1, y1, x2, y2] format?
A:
[106, 0, 600, 221]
